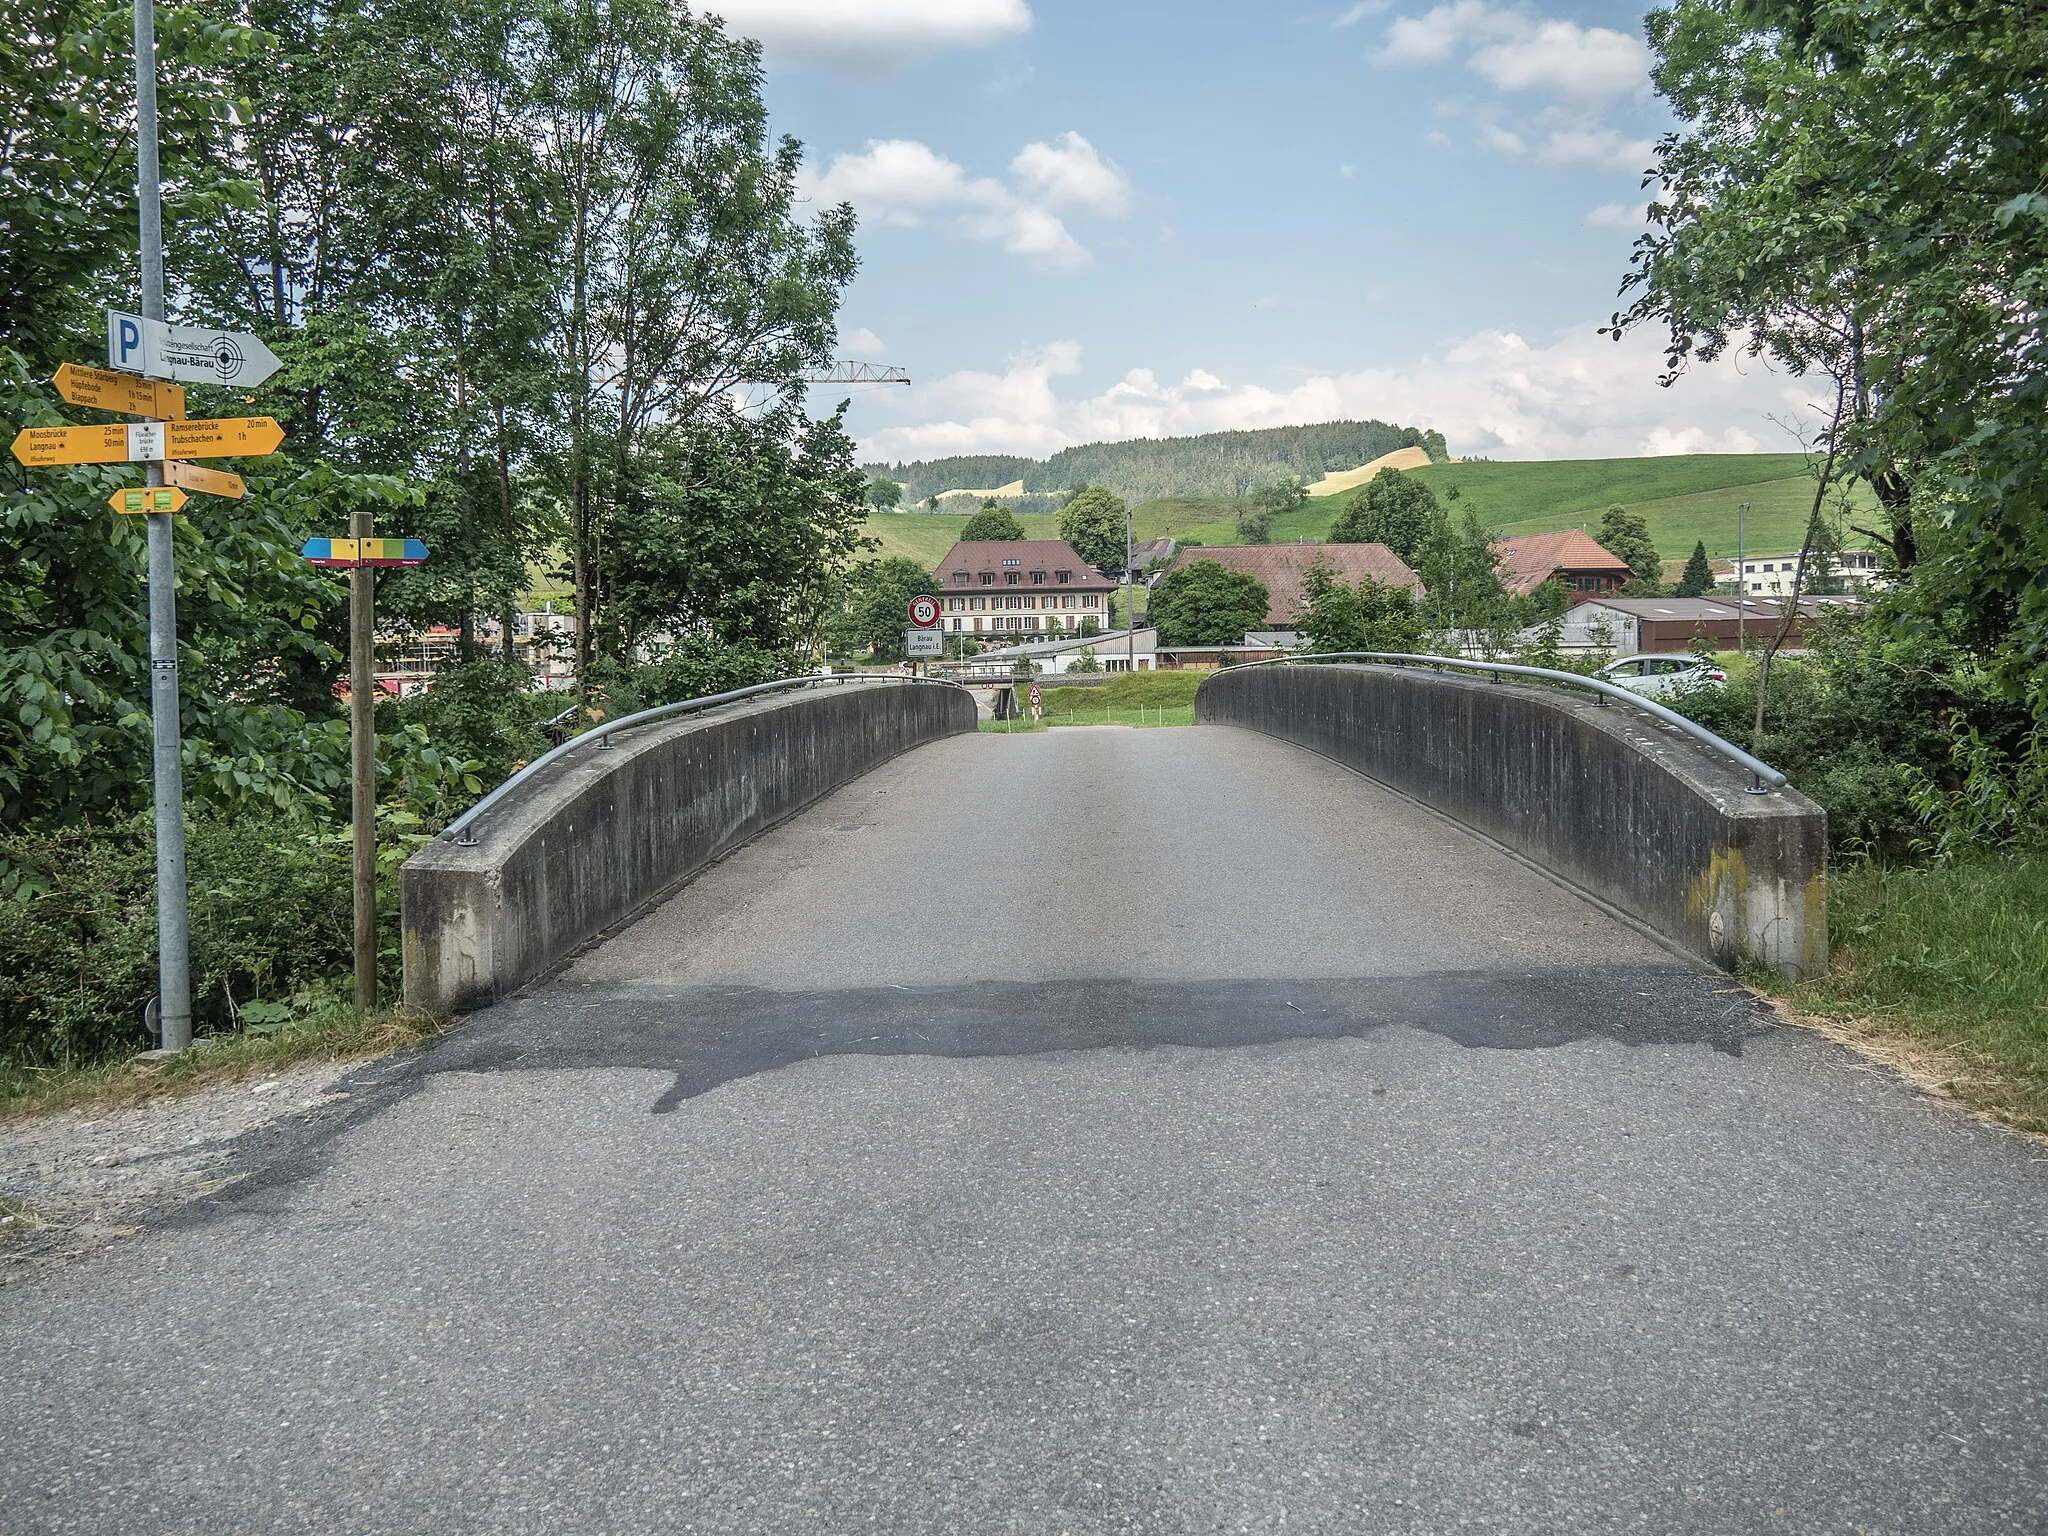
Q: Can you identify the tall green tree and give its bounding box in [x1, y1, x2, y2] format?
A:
[1296, 566, 1424, 654]
[829, 556, 940, 661]
[1597, 505, 1662, 591]
[1057, 485, 1127, 569]
[1330, 469, 1440, 562]
[1149, 561, 1269, 647]
[1677, 540, 1716, 597]
[959, 502, 1025, 541]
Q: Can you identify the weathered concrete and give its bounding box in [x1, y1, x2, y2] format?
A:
[401, 681, 975, 1012]
[1197, 663, 1828, 978]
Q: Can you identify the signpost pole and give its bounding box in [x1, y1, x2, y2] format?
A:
[135, 0, 191, 1051]
[1736, 501, 1748, 655]
[1124, 500, 1135, 674]
[349, 510, 377, 1011]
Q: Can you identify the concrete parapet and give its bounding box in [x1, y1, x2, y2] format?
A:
[1196, 664, 1827, 979]
[402, 683, 976, 1012]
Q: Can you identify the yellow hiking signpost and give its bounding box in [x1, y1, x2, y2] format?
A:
[54, 361, 186, 420]
[165, 459, 246, 499]
[110, 485, 188, 515]
[9, 415, 282, 468]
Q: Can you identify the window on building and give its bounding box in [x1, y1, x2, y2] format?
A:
[953, 572, 970, 585]
[980, 572, 995, 585]
[949, 618, 961, 632]
[1006, 571, 1020, 584]
[1031, 570, 1045, 584]
[1055, 569, 1071, 583]
[1084, 594, 1097, 608]
[1026, 616, 1038, 630]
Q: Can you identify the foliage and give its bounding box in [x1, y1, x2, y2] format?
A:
[583, 635, 786, 715]
[384, 660, 565, 787]
[1068, 647, 1100, 673]
[1678, 539, 1716, 596]
[1618, 0, 2048, 706]
[957, 502, 1026, 542]
[1148, 560, 1269, 647]
[865, 476, 901, 510]
[1597, 504, 1663, 590]
[827, 557, 940, 661]
[1329, 469, 1440, 562]
[1297, 567, 1425, 655]
[1057, 485, 1128, 570]
[1236, 477, 1306, 545]
[868, 421, 1441, 503]
[1904, 726, 2048, 861]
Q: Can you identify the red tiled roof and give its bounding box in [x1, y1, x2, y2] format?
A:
[1492, 531, 1631, 595]
[1165, 543, 1422, 626]
[933, 539, 1116, 590]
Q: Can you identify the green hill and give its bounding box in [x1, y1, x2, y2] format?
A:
[859, 454, 1875, 572]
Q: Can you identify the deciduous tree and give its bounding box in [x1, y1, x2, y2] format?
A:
[1057, 485, 1126, 569]
[1148, 561, 1268, 647]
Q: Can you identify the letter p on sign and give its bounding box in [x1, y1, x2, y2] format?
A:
[109, 313, 145, 373]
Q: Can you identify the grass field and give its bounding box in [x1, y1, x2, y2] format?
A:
[861, 452, 1879, 571]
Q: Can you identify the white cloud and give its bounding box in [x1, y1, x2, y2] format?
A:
[805, 133, 1123, 270]
[1540, 125, 1655, 169]
[858, 327, 1817, 463]
[1585, 201, 1648, 229]
[1009, 132, 1130, 216]
[840, 327, 888, 355]
[1334, 0, 1391, 24]
[1468, 19, 1650, 98]
[1477, 120, 1526, 154]
[1378, 3, 1647, 97]
[711, 0, 1030, 74]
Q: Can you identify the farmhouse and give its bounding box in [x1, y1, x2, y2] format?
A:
[1161, 542, 1421, 631]
[931, 539, 1117, 637]
[1493, 531, 1632, 596]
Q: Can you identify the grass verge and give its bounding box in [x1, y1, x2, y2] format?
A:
[1755, 852, 2048, 1137]
[0, 1005, 450, 1122]
[0, 1195, 46, 1239]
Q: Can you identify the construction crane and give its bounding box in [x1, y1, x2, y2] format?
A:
[796, 361, 911, 386]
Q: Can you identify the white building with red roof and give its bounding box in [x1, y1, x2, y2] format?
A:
[931, 539, 1119, 639]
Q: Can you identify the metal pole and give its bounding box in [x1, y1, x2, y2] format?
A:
[1124, 501, 1135, 674]
[1736, 501, 1748, 655]
[350, 508, 377, 1010]
[136, 0, 191, 1051]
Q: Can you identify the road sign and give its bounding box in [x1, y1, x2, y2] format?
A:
[908, 593, 941, 628]
[11, 422, 146, 466]
[10, 416, 281, 467]
[905, 627, 944, 658]
[107, 310, 283, 387]
[165, 416, 283, 458]
[165, 460, 246, 499]
[301, 536, 429, 567]
[110, 485, 188, 514]
[1028, 681, 1043, 720]
[54, 362, 185, 420]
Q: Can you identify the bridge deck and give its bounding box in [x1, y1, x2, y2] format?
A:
[6, 725, 2046, 1531]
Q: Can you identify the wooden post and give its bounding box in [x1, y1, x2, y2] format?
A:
[349, 507, 377, 1010]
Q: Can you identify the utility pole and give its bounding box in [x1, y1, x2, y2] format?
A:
[1124, 500, 1135, 674]
[349, 508, 377, 1010]
[1736, 501, 1748, 655]
[135, 0, 191, 1051]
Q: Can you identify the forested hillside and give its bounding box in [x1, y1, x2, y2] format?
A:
[868, 420, 1446, 503]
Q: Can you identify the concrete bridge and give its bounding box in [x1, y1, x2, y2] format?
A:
[5, 665, 2046, 1531]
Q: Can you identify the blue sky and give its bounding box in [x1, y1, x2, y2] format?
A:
[719, 0, 1815, 463]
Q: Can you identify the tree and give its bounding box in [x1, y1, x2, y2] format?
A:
[1057, 485, 1127, 570]
[1597, 505, 1662, 591]
[830, 558, 940, 661]
[1237, 476, 1306, 545]
[1068, 647, 1101, 673]
[1329, 469, 1441, 562]
[1148, 561, 1269, 647]
[959, 502, 1024, 541]
[1296, 566, 1424, 655]
[1677, 540, 1716, 597]
[865, 476, 901, 510]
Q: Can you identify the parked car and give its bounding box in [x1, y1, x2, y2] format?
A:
[1594, 653, 1729, 699]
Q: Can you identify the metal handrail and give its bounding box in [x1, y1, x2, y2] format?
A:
[1211, 651, 1787, 793]
[439, 672, 962, 846]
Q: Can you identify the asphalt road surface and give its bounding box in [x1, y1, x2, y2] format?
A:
[6, 725, 2047, 1533]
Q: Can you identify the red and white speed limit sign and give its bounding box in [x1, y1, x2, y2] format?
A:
[908, 594, 941, 628]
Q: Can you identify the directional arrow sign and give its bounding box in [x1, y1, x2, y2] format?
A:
[110, 485, 189, 515]
[165, 460, 246, 499]
[11, 423, 146, 466]
[164, 416, 283, 458]
[107, 310, 283, 387]
[301, 536, 429, 567]
[55, 362, 185, 420]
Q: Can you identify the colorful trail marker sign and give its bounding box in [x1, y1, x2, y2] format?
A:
[10, 416, 281, 467]
[300, 536, 429, 567]
[164, 416, 283, 458]
[111, 485, 188, 515]
[54, 362, 185, 420]
[165, 460, 245, 499]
